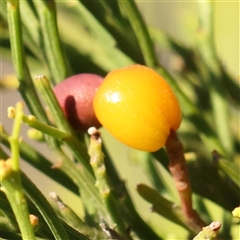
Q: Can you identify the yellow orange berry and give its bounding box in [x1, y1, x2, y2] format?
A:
[93, 64, 181, 152]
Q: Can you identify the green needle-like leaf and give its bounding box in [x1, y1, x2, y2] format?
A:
[88, 129, 128, 238]
[21, 173, 70, 240]
[0, 186, 89, 240]
[74, 1, 134, 70]
[32, 0, 71, 84]
[49, 192, 106, 239]
[1, 102, 36, 240]
[118, 0, 158, 68]
[6, 0, 48, 123]
[137, 183, 196, 234]
[77, 0, 144, 63]
[33, 75, 90, 167]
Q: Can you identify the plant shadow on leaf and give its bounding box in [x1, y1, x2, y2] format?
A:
[187, 156, 239, 212]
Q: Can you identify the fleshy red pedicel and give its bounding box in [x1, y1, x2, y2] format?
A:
[93, 64, 182, 152]
[53, 73, 103, 132]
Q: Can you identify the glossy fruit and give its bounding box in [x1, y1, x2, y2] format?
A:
[93, 64, 181, 152]
[54, 73, 103, 132]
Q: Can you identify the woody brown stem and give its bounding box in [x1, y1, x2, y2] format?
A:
[165, 130, 205, 231]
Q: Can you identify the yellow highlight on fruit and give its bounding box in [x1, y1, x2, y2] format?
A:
[93, 64, 181, 152]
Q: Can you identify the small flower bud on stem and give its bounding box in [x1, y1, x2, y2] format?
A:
[7, 106, 16, 119]
[232, 206, 240, 218]
[193, 221, 222, 240]
[29, 214, 39, 229]
[0, 159, 13, 181]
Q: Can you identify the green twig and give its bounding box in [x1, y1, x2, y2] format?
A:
[42, 135, 108, 224]
[0, 125, 79, 195]
[137, 184, 195, 233]
[49, 192, 85, 229]
[49, 192, 106, 239]
[19, 1, 46, 62]
[77, 0, 144, 64]
[6, 0, 48, 123]
[88, 128, 129, 238]
[7, 106, 70, 140]
[1, 102, 36, 240]
[118, 0, 158, 68]
[0, 190, 20, 234]
[33, 76, 71, 132]
[21, 172, 71, 240]
[31, 75, 110, 221]
[74, 1, 134, 70]
[33, 75, 90, 165]
[32, 0, 71, 84]
[6, 103, 108, 221]
[88, 129, 161, 239]
[102, 143, 161, 239]
[0, 190, 89, 240]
